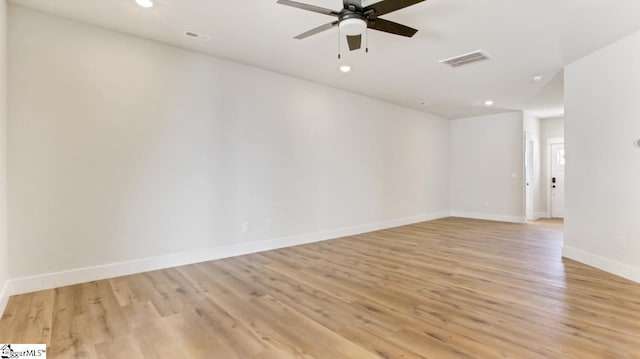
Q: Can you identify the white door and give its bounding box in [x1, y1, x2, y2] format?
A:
[550, 143, 565, 218]
[525, 139, 534, 220]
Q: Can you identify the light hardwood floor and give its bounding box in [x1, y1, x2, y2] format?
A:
[1, 217, 640, 358]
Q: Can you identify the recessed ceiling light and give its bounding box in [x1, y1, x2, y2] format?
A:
[135, 0, 154, 8]
[532, 75, 544, 82]
[484, 100, 494, 106]
[339, 65, 351, 73]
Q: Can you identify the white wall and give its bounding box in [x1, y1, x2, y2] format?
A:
[0, 0, 8, 312]
[450, 112, 525, 223]
[541, 117, 564, 140]
[564, 30, 640, 282]
[6, 6, 450, 285]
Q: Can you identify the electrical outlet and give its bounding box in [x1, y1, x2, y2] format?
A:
[241, 221, 249, 233]
[265, 219, 272, 229]
[483, 201, 489, 208]
[618, 236, 627, 249]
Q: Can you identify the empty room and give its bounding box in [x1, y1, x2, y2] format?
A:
[0, 0, 639, 358]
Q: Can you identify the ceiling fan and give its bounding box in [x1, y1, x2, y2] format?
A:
[277, 0, 426, 52]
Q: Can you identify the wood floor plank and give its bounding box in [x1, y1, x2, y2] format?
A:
[48, 284, 100, 358]
[0, 289, 54, 345]
[2, 217, 640, 358]
[95, 336, 145, 359]
[130, 314, 189, 359]
[217, 257, 423, 358]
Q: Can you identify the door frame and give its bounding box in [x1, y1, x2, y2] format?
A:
[546, 137, 564, 218]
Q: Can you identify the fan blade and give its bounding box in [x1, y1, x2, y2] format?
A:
[294, 21, 339, 39]
[368, 18, 418, 37]
[364, 0, 426, 17]
[277, 0, 339, 16]
[346, 35, 362, 50]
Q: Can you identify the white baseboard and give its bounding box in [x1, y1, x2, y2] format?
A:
[0, 281, 8, 318]
[534, 212, 548, 220]
[563, 246, 640, 284]
[1, 211, 449, 313]
[450, 210, 526, 224]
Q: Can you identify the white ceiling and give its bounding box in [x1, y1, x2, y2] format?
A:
[9, 0, 640, 118]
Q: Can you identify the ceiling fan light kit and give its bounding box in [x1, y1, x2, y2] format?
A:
[277, 0, 425, 55]
[339, 17, 367, 36]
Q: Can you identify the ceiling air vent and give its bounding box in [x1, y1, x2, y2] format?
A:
[439, 50, 490, 68]
[184, 31, 211, 42]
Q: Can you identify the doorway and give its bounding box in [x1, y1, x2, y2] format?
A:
[548, 141, 565, 218]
